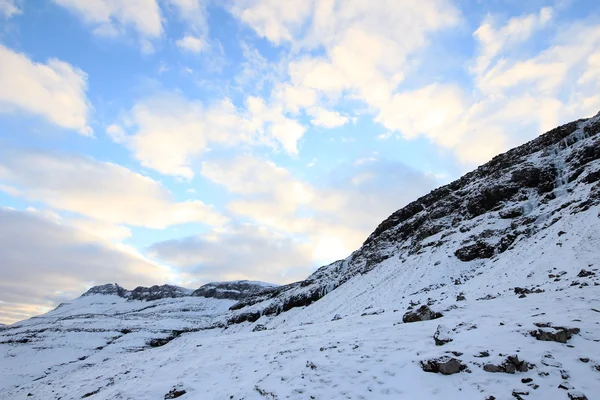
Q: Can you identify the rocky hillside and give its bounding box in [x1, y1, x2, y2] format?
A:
[225, 111, 600, 323]
[1, 112, 599, 400]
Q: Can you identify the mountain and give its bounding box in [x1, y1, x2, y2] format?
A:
[1, 112, 600, 399]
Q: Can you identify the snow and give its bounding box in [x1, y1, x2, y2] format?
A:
[1, 115, 599, 399]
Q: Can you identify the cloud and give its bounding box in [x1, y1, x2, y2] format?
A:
[376, 11, 600, 165]
[52, 0, 162, 44]
[176, 35, 206, 53]
[148, 223, 315, 285]
[200, 155, 441, 262]
[0, 149, 226, 229]
[0, 208, 173, 324]
[473, 7, 553, 76]
[0, 0, 21, 18]
[229, 0, 313, 45]
[0, 44, 92, 135]
[113, 93, 306, 178]
[307, 107, 348, 128]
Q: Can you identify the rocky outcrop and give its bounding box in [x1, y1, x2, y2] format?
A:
[420, 357, 466, 375]
[483, 355, 531, 374]
[530, 323, 580, 343]
[192, 281, 276, 301]
[82, 283, 128, 297]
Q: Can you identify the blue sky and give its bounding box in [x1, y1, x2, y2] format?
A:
[1, 0, 599, 323]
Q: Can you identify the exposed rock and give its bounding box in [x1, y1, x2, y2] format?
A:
[530, 325, 580, 343]
[192, 281, 276, 301]
[252, 324, 267, 332]
[483, 364, 504, 373]
[512, 390, 529, 400]
[456, 293, 466, 301]
[577, 269, 595, 278]
[433, 325, 453, 346]
[475, 351, 490, 358]
[164, 388, 186, 399]
[420, 357, 466, 375]
[455, 242, 495, 262]
[483, 355, 530, 374]
[82, 283, 128, 297]
[331, 314, 343, 321]
[361, 308, 384, 317]
[402, 305, 443, 323]
[580, 358, 590, 363]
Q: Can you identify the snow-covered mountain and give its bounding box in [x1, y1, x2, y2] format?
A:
[2, 112, 600, 400]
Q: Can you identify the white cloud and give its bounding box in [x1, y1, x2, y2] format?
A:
[176, 35, 206, 53]
[376, 11, 600, 165]
[307, 106, 348, 128]
[0, 208, 173, 324]
[0, 0, 21, 18]
[52, 0, 162, 40]
[0, 44, 92, 135]
[149, 223, 314, 284]
[200, 155, 440, 262]
[0, 149, 226, 229]
[473, 7, 553, 75]
[114, 93, 306, 178]
[229, 0, 313, 45]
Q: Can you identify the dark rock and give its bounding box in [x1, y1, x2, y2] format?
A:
[483, 355, 530, 374]
[164, 388, 186, 399]
[474, 351, 490, 358]
[521, 378, 533, 383]
[193, 281, 275, 301]
[228, 311, 262, 325]
[579, 358, 590, 363]
[456, 294, 466, 301]
[483, 364, 503, 373]
[331, 314, 343, 321]
[402, 305, 443, 323]
[306, 361, 317, 370]
[512, 390, 529, 400]
[530, 326, 580, 343]
[81, 388, 101, 398]
[577, 269, 595, 278]
[455, 242, 495, 262]
[420, 357, 465, 375]
[252, 324, 267, 332]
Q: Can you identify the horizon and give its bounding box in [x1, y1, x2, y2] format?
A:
[1, 0, 600, 325]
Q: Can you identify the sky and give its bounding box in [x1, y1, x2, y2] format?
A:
[0, 0, 599, 324]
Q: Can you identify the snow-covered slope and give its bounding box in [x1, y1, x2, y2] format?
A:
[1, 112, 600, 400]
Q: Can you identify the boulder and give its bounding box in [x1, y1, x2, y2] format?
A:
[403, 305, 443, 323]
[433, 324, 453, 346]
[530, 326, 580, 343]
[164, 388, 186, 399]
[252, 324, 267, 332]
[420, 357, 465, 375]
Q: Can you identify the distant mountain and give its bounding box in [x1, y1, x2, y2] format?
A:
[2, 111, 599, 400]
